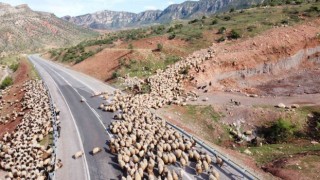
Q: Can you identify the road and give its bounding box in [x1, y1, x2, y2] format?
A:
[28, 55, 257, 180]
[29, 55, 120, 180]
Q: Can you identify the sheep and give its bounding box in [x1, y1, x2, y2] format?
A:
[92, 147, 102, 155]
[73, 151, 84, 159]
[215, 156, 224, 167]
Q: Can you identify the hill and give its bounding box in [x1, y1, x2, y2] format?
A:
[0, 3, 97, 56]
[62, 0, 266, 30]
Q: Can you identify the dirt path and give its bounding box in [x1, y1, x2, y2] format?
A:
[191, 91, 320, 107]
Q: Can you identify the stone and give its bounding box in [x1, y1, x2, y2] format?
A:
[276, 103, 286, 108]
[291, 104, 300, 109]
[245, 130, 253, 135]
[243, 149, 252, 156]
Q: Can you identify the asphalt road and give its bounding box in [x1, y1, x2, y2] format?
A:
[28, 55, 257, 180]
[29, 55, 121, 180]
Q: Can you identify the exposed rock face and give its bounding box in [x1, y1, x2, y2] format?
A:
[63, 0, 263, 30]
[0, 3, 96, 54]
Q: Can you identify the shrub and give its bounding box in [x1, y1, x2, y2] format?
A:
[188, 19, 199, 24]
[229, 29, 241, 39]
[223, 16, 231, 21]
[281, 19, 289, 24]
[168, 34, 176, 40]
[157, 43, 163, 51]
[1, 76, 13, 89]
[9, 63, 19, 72]
[174, 24, 183, 29]
[167, 27, 174, 33]
[216, 36, 226, 43]
[211, 19, 218, 25]
[112, 71, 120, 79]
[128, 43, 134, 50]
[247, 25, 257, 32]
[229, 7, 235, 13]
[262, 118, 296, 143]
[217, 27, 226, 34]
[202, 16, 207, 19]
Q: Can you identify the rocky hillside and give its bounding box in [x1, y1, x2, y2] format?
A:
[0, 3, 97, 56]
[63, 0, 264, 29]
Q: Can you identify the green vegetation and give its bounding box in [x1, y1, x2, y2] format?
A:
[1, 76, 13, 89]
[229, 29, 241, 39]
[9, 63, 19, 72]
[260, 118, 297, 143]
[114, 55, 181, 79]
[48, 1, 320, 65]
[40, 133, 54, 146]
[239, 143, 320, 165]
[157, 43, 163, 51]
[167, 105, 228, 145]
[185, 105, 221, 123]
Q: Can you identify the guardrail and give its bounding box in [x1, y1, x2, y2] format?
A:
[153, 110, 259, 180]
[30, 58, 58, 180]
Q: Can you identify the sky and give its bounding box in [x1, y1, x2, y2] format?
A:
[1, 0, 187, 17]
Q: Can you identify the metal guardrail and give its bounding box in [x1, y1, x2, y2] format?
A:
[153, 111, 259, 180]
[30, 59, 58, 180]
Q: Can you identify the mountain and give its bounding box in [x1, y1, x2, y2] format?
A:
[0, 3, 97, 56]
[62, 0, 263, 30]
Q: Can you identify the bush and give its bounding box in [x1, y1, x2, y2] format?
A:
[128, 43, 134, 50]
[216, 36, 225, 43]
[211, 19, 218, 25]
[157, 43, 163, 51]
[281, 19, 289, 24]
[247, 25, 257, 32]
[261, 118, 296, 143]
[9, 63, 19, 72]
[202, 16, 207, 19]
[229, 7, 235, 13]
[1, 76, 13, 89]
[112, 71, 120, 79]
[229, 29, 241, 39]
[188, 19, 199, 24]
[223, 16, 231, 21]
[217, 27, 226, 34]
[168, 34, 176, 40]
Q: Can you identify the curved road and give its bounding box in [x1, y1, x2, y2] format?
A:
[29, 55, 257, 180]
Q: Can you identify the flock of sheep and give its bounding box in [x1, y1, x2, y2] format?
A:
[0, 80, 55, 179]
[101, 48, 222, 179]
[0, 88, 24, 125]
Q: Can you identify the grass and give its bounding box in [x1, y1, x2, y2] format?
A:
[239, 143, 320, 165]
[0, 55, 21, 66]
[167, 105, 229, 145]
[25, 58, 40, 80]
[115, 55, 181, 78]
[0, 76, 13, 89]
[40, 132, 54, 146]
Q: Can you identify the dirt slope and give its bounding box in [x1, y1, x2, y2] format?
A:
[191, 19, 320, 92]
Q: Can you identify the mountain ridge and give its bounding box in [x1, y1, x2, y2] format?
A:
[62, 0, 264, 30]
[0, 3, 97, 56]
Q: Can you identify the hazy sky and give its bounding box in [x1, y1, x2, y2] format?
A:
[1, 0, 187, 17]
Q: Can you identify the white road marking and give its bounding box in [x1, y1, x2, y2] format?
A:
[31, 59, 91, 180]
[44, 61, 112, 138]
